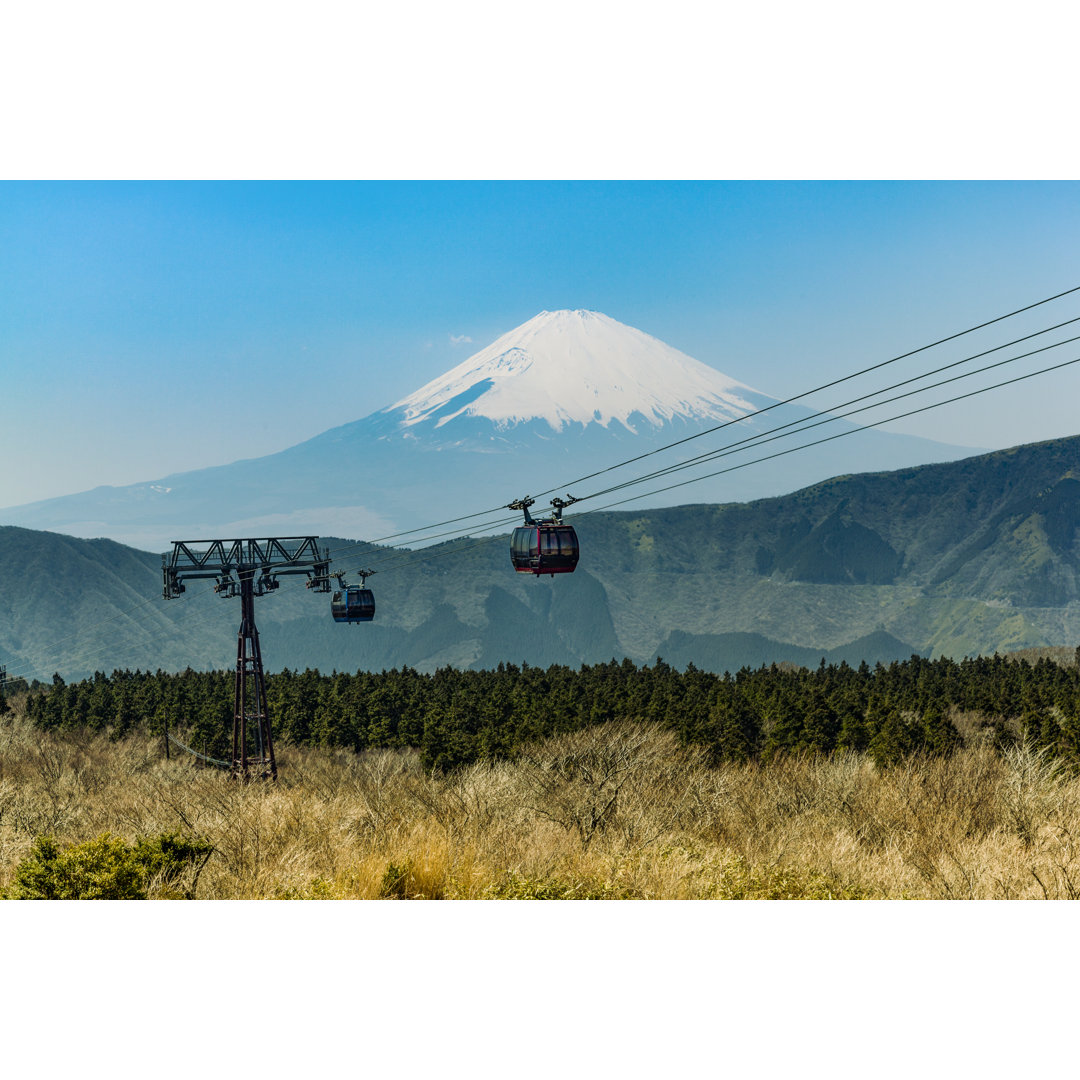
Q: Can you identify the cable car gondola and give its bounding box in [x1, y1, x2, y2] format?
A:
[508, 496, 580, 576]
[331, 570, 376, 623]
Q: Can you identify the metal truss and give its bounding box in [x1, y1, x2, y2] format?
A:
[162, 536, 331, 599]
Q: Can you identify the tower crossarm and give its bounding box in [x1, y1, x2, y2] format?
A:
[162, 536, 330, 598]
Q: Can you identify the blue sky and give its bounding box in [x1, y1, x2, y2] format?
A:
[3, 180, 1080, 508]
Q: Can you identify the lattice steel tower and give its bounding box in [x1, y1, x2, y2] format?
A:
[162, 537, 331, 780]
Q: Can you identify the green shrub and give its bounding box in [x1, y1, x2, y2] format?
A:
[130, 832, 215, 897]
[4, 831, 213, 900]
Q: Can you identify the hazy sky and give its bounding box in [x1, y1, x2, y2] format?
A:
[3, 180, 1079, 508]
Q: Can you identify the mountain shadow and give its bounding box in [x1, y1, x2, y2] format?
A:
[546, 570, 623, 663]
[474, 588, 580, 669]
[770, 509, 903, 585]
[927, 475, 1080, 605]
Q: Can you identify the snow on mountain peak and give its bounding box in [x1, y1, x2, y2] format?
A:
[390, 309, 765, 432]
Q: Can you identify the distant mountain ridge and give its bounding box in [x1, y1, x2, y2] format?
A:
[2, 433, 1080, 682]
[1, 309, 973, 550]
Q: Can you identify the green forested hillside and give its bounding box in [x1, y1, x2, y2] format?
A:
[570, 433, 1080, 660]
[2, 433, 1080, 680]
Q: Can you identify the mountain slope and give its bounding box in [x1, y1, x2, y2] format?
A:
[1, 310, 972, 550]
[2, 434, 1080, 682]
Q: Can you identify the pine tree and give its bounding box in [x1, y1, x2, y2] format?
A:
[710, 694, 762, 763]
[836, 707, 870, 753]
[922, 704, 962, 756]
[868, 702, 921, 768]
[801, 691, 840, 754]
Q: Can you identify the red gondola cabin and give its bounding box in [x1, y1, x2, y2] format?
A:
[508, 495, 580, 576]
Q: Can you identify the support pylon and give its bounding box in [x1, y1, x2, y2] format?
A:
[232, 572, 276, 781]
[162, 537, 332, 780]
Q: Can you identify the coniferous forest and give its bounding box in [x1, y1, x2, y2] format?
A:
[15, 649, 1080, 773]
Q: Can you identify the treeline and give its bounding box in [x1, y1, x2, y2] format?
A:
[19, 652, 1080, 771]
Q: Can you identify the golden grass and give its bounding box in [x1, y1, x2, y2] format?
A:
[3, 706, 1080, 898]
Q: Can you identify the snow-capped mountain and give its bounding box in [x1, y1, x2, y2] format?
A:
[1, 310, 977, 550]
[393, 309, 759, 433]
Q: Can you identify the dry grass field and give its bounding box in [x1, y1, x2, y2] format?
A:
[3, 700, 1080, 899]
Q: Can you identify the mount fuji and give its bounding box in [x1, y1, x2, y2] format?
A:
[3, 310, 977, 550]
[393, 309, 760, 434]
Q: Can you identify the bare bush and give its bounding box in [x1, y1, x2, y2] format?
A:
[998, 742, 1070, 847]
[513, 721, 705, 851]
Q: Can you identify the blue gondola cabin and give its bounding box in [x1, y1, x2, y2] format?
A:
[331, 586, 376, 623]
